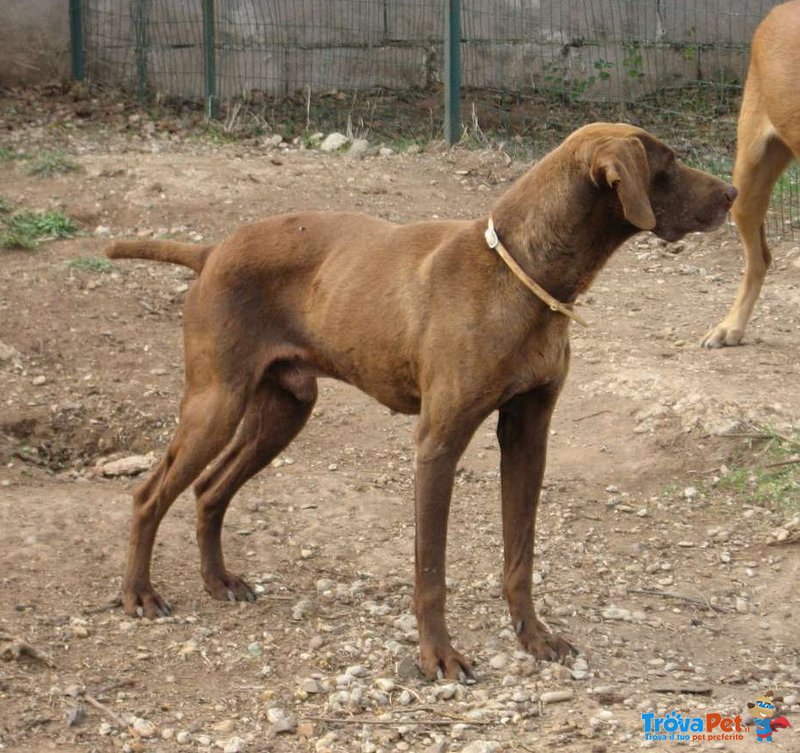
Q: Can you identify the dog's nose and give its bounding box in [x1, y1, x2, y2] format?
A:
[724, 184, 738, 204]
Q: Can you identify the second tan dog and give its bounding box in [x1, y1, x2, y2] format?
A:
[107, 123, 735, 680]
[702, 0, 800, 347]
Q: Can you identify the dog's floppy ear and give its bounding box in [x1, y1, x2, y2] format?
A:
[590, 137, 656, 231]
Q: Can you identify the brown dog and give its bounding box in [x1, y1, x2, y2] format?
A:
[107, 123, 735, 680]
[702, 0, 800, 347]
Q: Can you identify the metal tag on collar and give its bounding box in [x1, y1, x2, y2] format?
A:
[484, 217, 499, 249]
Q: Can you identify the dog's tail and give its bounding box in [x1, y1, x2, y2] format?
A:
[105, 239, 213, 274]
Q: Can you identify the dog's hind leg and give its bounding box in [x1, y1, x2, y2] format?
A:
[122, 386, 247, 618]
[192, 379, 317, 603]
[702, 88, 793, 347]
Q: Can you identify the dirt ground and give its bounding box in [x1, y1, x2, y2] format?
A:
[0, 88, 799, 753]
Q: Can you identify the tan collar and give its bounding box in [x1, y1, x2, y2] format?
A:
[484, 217, 589, 327]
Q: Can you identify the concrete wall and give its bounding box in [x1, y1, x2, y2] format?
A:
[0, 0, 71, 86]
[0, 0, 785, 97]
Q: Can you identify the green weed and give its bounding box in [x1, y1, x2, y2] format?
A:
[718, 427, 800, 513]
[0, 210, 77, 249]
[65, 255, 112, 273]
[26, 150, 79, 177]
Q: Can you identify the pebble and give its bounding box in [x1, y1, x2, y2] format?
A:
[214, 719, 236, 733]
[459, 741, 501, 753]
[176, 730, 191, 744]
[540, 689, 574, 704]
[32, 375, 47, 386]
[601, 606, 632, 621]
[101, 453, 156, 477]
[301, 678, 326, 694]
[489, 652, 508, 670]
[374, 677, 395, 692]
[223, 738, 245, 753]
[291, 598, 314, 620]
[320, 133, 348, 152]
[196, 734, 212, 746]
[131, 717, 156, 738]
[735, 597, 748, 614]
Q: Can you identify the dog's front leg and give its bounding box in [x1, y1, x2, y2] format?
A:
[413, 411, 480, 682]
[497, 384, 576, 662]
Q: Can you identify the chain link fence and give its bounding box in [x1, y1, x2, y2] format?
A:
[71, 0, 798, 237]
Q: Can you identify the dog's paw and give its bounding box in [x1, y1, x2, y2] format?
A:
[121, 584, 172, 619]
[515, 618, 577, 662]
[700, 322, 745, 348]
[203, 572, 256, 603]
[419, 643, 477, 684]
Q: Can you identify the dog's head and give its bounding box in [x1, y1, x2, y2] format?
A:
[579, 123, 737, 242]
[748, 690, 783, 719]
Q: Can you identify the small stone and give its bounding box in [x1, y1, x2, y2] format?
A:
[291, 599, 314, 620]
[489, 653, 508, 670]
[683, 486, 699, 500]
[540, 689, 574, 704]
[459, 741, 501, 753]
[378, 146, 394, 157]
[94, 225, 112, 237]
[301, 678, 325, 694]
[101, 453, 157, 477]
[176, 730, 191, 744]
[99, 721, 112, 735]
[601, 606, 631, 621]
[32, 375, 47, 386]
[131, 717, 156, 738]
[161, 728, 175, 740]
[196, 734, 212, 746]
[374, 678, 395, 692]
[436, 683, 458, 700]
[735, 597, 748, 614]
[272, 717, 297, 735]
[320, 133, 348, 152]
[214, 719, 236, 733]
[223, 738, 245, 753]
[348, 138, 370, 157]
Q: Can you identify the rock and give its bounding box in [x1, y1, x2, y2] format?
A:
[540, 689, 574, 704]
[301, 678, 326, 694]
[458, 742, 501, 753]
[378, 146, 394, 157]
[393, 613, 417, 633]
[0, 341, 20, 363]
[436, 683, 458, 700]
[320, 133, 349, 152]
[291, 598, 314, 620]
[196, 734, 212, 746]
[396, 655, 421, 679]
[489, 653, 508, 670]
[272, 716, 297, 735]
[94, 225, 112, 237]
[264, 134, 283, 147]
[161, 728, 175, 740]
[101, 453, 157, 477]
[601, 606, 632, 621]
[374, 678, 395, 692]
[131, 717, 157, 738]
[223, 738, 245, 753]
[176, 730, 191, 744]
[348, 138, 370, 157]
[735, 597, 748, 614]
[32, 375, 47, 386]
[214, 719, 236, 733]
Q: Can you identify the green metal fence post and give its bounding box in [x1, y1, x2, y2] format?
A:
[69, 0, 85, 81]
[444, 0, 461, 145]
[203, 0, 217, 119]
[133, 0, 150, 97]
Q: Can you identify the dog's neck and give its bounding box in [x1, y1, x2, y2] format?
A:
[490, 152, 637, 303]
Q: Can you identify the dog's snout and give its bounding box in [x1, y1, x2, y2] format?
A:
[724, 184, 738, 204]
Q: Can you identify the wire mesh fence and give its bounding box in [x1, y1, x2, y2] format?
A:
[75, 0, 798, 238]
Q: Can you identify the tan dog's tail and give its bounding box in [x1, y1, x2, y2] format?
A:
[105, 239, 213, 274]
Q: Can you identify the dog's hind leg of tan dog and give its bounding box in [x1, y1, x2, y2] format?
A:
[702, 0, 800, 348]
